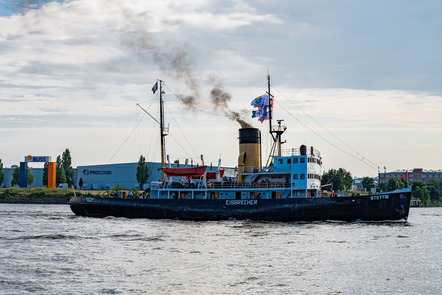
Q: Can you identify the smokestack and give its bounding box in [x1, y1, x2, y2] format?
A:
[237, 128, 261, 183]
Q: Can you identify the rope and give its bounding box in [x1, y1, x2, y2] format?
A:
[271, 86, 378, 171]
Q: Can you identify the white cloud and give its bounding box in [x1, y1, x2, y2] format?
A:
[0, 0, 441, 177]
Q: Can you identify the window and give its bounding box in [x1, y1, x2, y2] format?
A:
[287, 159, 291, 164]
[308, 158, 317, 163]
[308, 174, 321, 180]
[300, 174, 305, 179]
[300, 158, 305, 163]
[278, 159, 283, 164]
[293, 158, 298, 164]
[293, 174, 298, 180]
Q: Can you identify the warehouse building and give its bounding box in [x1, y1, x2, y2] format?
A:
[76, 162, 163, 190]
[76, 162, 233, 190]
[1, 161, 235, 189]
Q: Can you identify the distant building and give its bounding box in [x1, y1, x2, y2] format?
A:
[76, 162, 234, 190]
[1, 162, 233, 189]
[2, 167, 45, 188]
[378, 168, 442, 184]
[76, 162, 161, 190]
[352, 177, 377, 193]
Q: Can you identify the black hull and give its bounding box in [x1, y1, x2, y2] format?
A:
[69, 191, 411, 222]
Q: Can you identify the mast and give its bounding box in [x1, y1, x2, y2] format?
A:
[267, 75, 273, 140]
[159, 80, 167, 179]
[265, 75, 286, 167]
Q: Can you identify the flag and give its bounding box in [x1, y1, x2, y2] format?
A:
[252, 107, 265, 118]
[251, 94, 270, 107]
[401, 171, 408, 181]
[152, 82, 158, 94]
[258, 107, 270, 122]
[251, 94, 272, 123]
[252, 106, 270, 122]
[401, 171, 408, 180]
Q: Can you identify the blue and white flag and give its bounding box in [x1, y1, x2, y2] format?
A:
[152, 82, 158, 94]
[252, 107, 265, 118]
[251, 94, 270, 107]
[258, 107, 269, 122]
[251, 94, 272, 123]
[252, 106, 270, 122]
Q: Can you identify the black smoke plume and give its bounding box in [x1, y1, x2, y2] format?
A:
[116, 6, 251, 126]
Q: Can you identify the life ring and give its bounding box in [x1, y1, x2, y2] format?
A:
[252, 182, 258, 188]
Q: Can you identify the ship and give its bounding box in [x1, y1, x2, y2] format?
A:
[69, 77, 412, 221]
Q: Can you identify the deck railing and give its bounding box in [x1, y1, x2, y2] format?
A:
[159, 181, 291, 190]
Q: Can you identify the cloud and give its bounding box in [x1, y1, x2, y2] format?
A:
[0, 0, 441, 176]
[275, 88, 442, 132]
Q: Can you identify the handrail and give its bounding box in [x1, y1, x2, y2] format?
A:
[159, 181, 291, 189]
[281, 148, 321, 157]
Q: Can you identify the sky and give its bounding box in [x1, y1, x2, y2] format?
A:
[0, 0, 441, 177]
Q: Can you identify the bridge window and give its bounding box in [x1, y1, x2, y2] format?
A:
[308, 174, 321, 180]
[293, 174, 298, 180]
[300, 174, 305, 179]
[300, 158, 305, 163]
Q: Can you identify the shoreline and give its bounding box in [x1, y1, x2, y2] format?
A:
[0, 197, 70, 204]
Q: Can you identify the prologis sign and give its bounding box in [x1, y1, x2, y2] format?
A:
[82, 169, 112, 176]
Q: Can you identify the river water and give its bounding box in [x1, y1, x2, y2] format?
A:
[0, 204, 440, 295]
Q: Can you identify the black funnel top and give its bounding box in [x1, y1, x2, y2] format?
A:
[239, 128, 261, 144]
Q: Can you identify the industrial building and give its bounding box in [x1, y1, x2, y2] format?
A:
[2, 167, 45, 188]
[76, 162, 162, 190]
[1, 162, 234, 190]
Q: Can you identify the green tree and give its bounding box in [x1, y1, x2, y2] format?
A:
[339, 168, 353, 191]
[136, 155, 149, 190]
[11, 167, 20, 187]
[412, 180, 430, 205]
[400, 177, 410, 188]
[0, 159, 4, 187]
[27, 167, 34, 186]
[55, 156, 67, 185]
[379, 181, 388, 192]
[42, 162, 48, 186]
[387, 177, 404, 191]
[362, 177, 375, 192]
[59, 165, 67, 184]
[62, 149, 74, 186]
[427, 179, 441, 203]
[321, 168, 353, 192]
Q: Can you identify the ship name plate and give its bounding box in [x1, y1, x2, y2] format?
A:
[226, 200, 258, 206]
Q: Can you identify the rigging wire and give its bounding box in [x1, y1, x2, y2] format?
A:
[271, 86, 379, 169]
[106, 98, 157, 164]
[161, 82, 226, 163]
[163, 105, 197, 160]
[151, 81, 378, 172]
[135, 98, 158, 161]
[105, 112, 146, 164]
[272, 92, 378, 171]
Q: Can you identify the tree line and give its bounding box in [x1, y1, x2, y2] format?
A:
[321, 168, 442, 206]
[379, 177, 442, 206]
